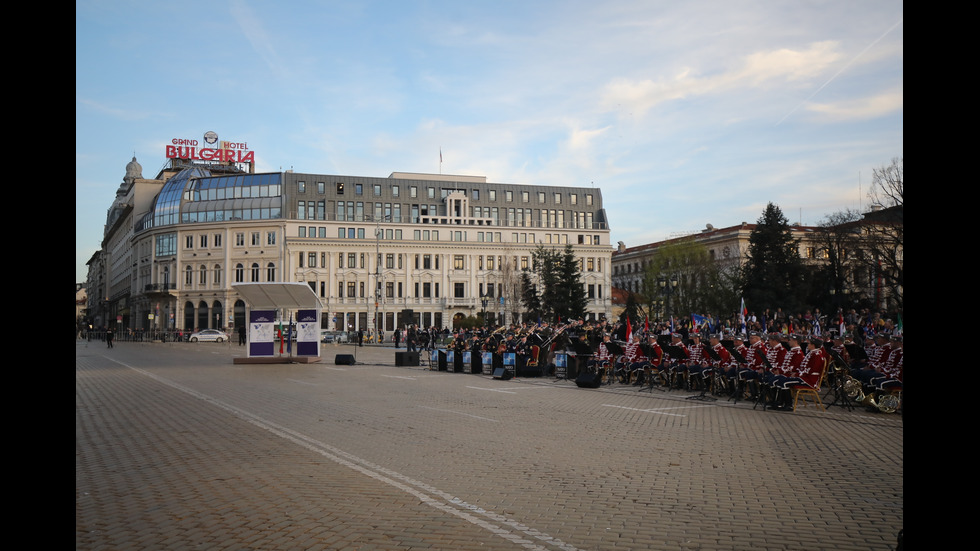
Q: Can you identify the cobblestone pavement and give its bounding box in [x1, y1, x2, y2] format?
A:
[76, 341, 903, 550]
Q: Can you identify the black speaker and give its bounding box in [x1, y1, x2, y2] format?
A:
[395, 351, 419, 366]
[492, 367, 513, 380]
[335, 354, 356, 365]
[575, 371, 602, 388]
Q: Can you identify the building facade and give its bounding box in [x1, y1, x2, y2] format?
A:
[88, 154, 613, 335]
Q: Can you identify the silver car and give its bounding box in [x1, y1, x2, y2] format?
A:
[189, 329, 231, 342]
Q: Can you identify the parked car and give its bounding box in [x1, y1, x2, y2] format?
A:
[321, 330, 350, 343]
[189, 329, 231, 342]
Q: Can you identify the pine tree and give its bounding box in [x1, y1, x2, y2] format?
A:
[741, 203, 806, 313]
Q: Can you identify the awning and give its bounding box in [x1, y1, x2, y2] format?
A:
[232, 282, 322, 310]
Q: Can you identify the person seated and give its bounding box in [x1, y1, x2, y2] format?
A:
[770, 335, 825, 410]
[634, 335, 664, 387]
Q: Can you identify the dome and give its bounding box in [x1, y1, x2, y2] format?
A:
[124, 156, 143, 183]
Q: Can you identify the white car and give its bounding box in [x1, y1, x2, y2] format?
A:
[189, 329, 230, 342]
[321, 330, 350, 343]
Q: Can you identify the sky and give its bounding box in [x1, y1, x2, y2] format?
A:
[76, 0, 903, 282]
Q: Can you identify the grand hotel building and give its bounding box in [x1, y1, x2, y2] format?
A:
[87, 154, 613, 334]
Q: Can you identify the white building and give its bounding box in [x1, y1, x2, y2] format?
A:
[89, 154, 613, 335]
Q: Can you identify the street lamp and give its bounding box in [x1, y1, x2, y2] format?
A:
[372, 214, 392, 344]
[658, 274, 679, 323]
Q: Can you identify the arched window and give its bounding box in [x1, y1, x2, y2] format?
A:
[185, 266, 193, 287]
[200, 265, 207, 286]
[251, 263, 260, 282]
[266, 262, 276, 282]
[213, 264, 222, 285]
[235, 263, 244, 283]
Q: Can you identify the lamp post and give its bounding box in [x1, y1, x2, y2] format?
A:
[658, 274, 679, 324]
[372, 214, 391, 344]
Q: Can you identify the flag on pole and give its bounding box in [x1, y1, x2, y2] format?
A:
[626, 316, 632, 341]
[739, 298, 747, 334]
[287, 312, 293, 355]
[440, 147, 443, 163]
[278, 317, 284, 354]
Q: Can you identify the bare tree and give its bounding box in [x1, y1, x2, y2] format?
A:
[861, 157, 904, 311]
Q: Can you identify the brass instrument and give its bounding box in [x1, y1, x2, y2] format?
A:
[855, 388, 901, 413]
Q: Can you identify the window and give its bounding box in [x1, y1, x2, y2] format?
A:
[506, 190, 513, 202]
[267, 262, 276, 281]
[185, 266, 193, 286]
[267, 231, 276, 245]
[454, 282, 465, 298]
[200, 264, 207, 284]
[522, 191, 529, 203]
[355, 183, 363, 195]
[472, 189, 480, 200]
[427, 187, 435, 199]
[337, 182, 345, 194]
[373, 184, 381, 196]
[489, 190, 496, 201]
[251, 232, 260, 246]
[538, 192, 546, 203]
[236, 232, 245, 246]
[213, 264, 222, 284]
[410, 186, 418, 198]
[454, 255, 464, 269]
[348, 253, 356, 268]
[392, 185, 399, 197]
[214, 233, 222, 247]
[570, 194, 577, 205]
[308, 252, 317, 268]
[586, 194, 593, 205]
[235, 263, 244, 282]
[317, 181, 324, 193]
[199, 234, 208, 248]
[298, 181, 306, 193]
[554, 193, 562, 204]
[423, 255, 432, 269]
[185, 235, 194, 249]
[386, 254, 395, 269]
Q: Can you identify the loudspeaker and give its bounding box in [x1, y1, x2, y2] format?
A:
[395, 351, 419, 366]
[492, 367, 513, 380]
[335, 354, 356, 365]
[575, 371, 602, 388]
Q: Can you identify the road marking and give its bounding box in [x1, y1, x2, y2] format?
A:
[381, 375, 417, 380]
[106, 357, 582, 551]
[286, 378, 319, 386]
[601, 403, 712, 417]
[418, 405, 499, 422]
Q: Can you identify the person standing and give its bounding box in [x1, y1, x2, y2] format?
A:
[395, 328, 401, 349]
[407, 325, 418, 352]
[106, 327, 114, 348]
[238, 325, 246, 346]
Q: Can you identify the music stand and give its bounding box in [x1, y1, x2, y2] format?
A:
[823, 347, 856, 411]
[687, 346, 720, 401]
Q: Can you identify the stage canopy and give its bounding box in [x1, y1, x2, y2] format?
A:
[232, 282, 322, 310]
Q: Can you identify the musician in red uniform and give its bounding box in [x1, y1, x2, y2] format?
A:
[872, 335, 902, 390]
[615, 334, 642, 384]
[740, 331, 768, 399]
[663, 332, 689, 389]
[706, 333, 733, 393]
[633, 334, 664, 386]
[770, 335, 822, 410]
[685, 333, 710, 389]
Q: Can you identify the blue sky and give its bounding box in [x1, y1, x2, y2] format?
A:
[76, 1, 903, 282]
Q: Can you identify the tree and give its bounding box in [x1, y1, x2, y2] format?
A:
[642, 238, 738, 321]
[740, 203, 807, 313]
[519, 270, 543, 323]
[813, 209, 863, 310]
[529, 244, 588, 323]
[861, 157, 903, 311]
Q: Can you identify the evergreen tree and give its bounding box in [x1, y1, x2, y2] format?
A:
[520, 271, 543, 323]
[530, 244, 588, 322]
[741, 203, 806, 313]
